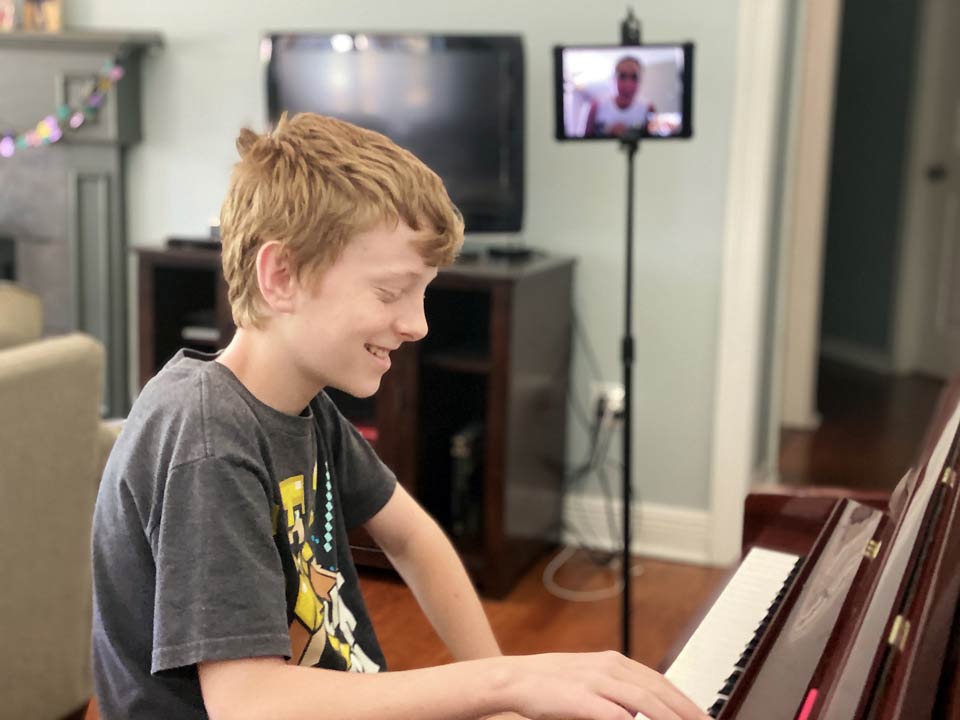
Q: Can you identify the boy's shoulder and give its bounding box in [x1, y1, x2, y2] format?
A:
[119, 350, 265, 465]
[136, 348, 246, 418]
[113, 350, 349, 480]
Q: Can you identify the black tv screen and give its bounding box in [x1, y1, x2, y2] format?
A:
[265, 33, 525, 233]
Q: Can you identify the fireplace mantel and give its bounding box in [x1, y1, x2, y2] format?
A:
[0, 29, 163, 53]
[0, 29, 163, 416]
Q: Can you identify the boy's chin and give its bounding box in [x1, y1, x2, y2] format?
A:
[334, 377, 382, 399]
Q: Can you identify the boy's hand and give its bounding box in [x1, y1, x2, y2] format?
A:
[496, 651, 709, 720]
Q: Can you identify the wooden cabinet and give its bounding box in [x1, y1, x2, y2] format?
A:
[136, 245, 574, 597]
[136, 247, 233, 388]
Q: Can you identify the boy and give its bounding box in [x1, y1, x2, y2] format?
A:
[91, 113, 707, 720]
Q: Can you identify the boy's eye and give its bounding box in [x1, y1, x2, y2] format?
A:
[376, 288, 402, 303]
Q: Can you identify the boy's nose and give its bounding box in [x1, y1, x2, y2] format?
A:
[396, 301, 428, 341]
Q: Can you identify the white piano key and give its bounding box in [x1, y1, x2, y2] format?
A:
[635, 547, 800, 718]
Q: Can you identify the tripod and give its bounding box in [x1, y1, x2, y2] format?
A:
[618, 128, 640, 658]
[618, 5, 643, 658]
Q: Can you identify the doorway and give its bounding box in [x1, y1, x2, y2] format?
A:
[774, 0, 953, 492]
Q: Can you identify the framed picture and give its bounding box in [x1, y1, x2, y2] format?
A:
[23, 0, 63, 32]
[0, 0, 15, 32]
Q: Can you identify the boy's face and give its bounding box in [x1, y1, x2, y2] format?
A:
[288, 220, 437, 398]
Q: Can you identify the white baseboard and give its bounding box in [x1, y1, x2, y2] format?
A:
[562, 494, 712, 566]
[820, 336, 894, 374]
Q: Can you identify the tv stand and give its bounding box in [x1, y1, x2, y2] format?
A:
[167, 237, 222, 252]
[486, 244, 535, 262]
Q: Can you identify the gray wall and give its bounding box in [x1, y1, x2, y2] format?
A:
[67, 0, 742, 510]
[820, 0, 921, 355]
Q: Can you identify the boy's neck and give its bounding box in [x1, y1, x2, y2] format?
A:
[216, 328, 318, 416]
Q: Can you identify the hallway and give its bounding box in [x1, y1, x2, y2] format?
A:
[779, 360, 946, 491]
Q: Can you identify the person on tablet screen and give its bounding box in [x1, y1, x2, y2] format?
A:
[584, 55, 656, 138]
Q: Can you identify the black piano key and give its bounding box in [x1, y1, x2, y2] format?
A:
[708, 698, 726, 718]
[709, 557, 808, 713]
[707, 560, 807, 712]
[718, 670, 742, 698]
[724, 668, 743, 685]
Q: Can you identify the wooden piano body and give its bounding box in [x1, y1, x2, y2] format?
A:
[665, 378, 960, 719]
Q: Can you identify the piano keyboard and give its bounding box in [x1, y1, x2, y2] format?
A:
[637, 547, 803, 719]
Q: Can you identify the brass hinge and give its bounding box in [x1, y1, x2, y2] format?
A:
[942, 467, 957, 488]
[888, 615, 911, 651]
[864, 539, 882, 559]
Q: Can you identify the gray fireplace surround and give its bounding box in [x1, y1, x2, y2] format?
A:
[0, 30, 162, 416]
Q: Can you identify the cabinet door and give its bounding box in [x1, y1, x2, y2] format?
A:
[346, 343, 419, 567]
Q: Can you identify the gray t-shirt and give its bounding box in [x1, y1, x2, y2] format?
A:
[91, 349, 397, 719]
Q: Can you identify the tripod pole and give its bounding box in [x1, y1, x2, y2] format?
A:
[620, 133, 638, 658]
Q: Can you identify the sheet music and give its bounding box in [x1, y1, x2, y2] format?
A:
[635, 547, 800, 718]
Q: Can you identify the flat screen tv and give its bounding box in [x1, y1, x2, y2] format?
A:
[264, 32, 525, 233]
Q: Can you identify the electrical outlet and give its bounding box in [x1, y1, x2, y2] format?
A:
[590, 380, 625, 419]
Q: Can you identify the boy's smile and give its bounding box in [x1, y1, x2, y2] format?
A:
[363, 343, 394, 368]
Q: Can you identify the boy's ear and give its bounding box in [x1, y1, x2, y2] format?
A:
[256, 241, 298, 315]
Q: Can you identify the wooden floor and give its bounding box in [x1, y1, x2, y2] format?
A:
[779, 359, 945, 491]
[360, 551, 728, 670]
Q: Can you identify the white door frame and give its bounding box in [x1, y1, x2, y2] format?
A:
[708, 0, 843, 563]
[777, 0, 844, 431]
[708, 0, 793, 564]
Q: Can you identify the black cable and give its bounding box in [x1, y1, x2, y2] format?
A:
[572, 308, 606, 381]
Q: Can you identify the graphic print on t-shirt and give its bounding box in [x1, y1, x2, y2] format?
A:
[277, 462, 380, 671]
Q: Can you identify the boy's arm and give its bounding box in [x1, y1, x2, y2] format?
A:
[363, 483, 502, 660]
[199, 655, 507, 720]
[198, 651, 709, 720]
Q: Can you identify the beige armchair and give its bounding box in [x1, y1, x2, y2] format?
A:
[0, 281, 44, 350]
[0, 286, 120, 719]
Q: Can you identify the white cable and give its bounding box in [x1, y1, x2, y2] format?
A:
[543, 378, 643, 602]
[542, 544, 645, 603]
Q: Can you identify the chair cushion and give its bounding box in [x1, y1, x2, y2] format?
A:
[0, 282, 44, 350]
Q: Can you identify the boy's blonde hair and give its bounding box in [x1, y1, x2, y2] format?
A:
[220, 113, 465, 328]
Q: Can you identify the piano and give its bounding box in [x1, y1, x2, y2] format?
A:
[658, 377, 960, 719]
